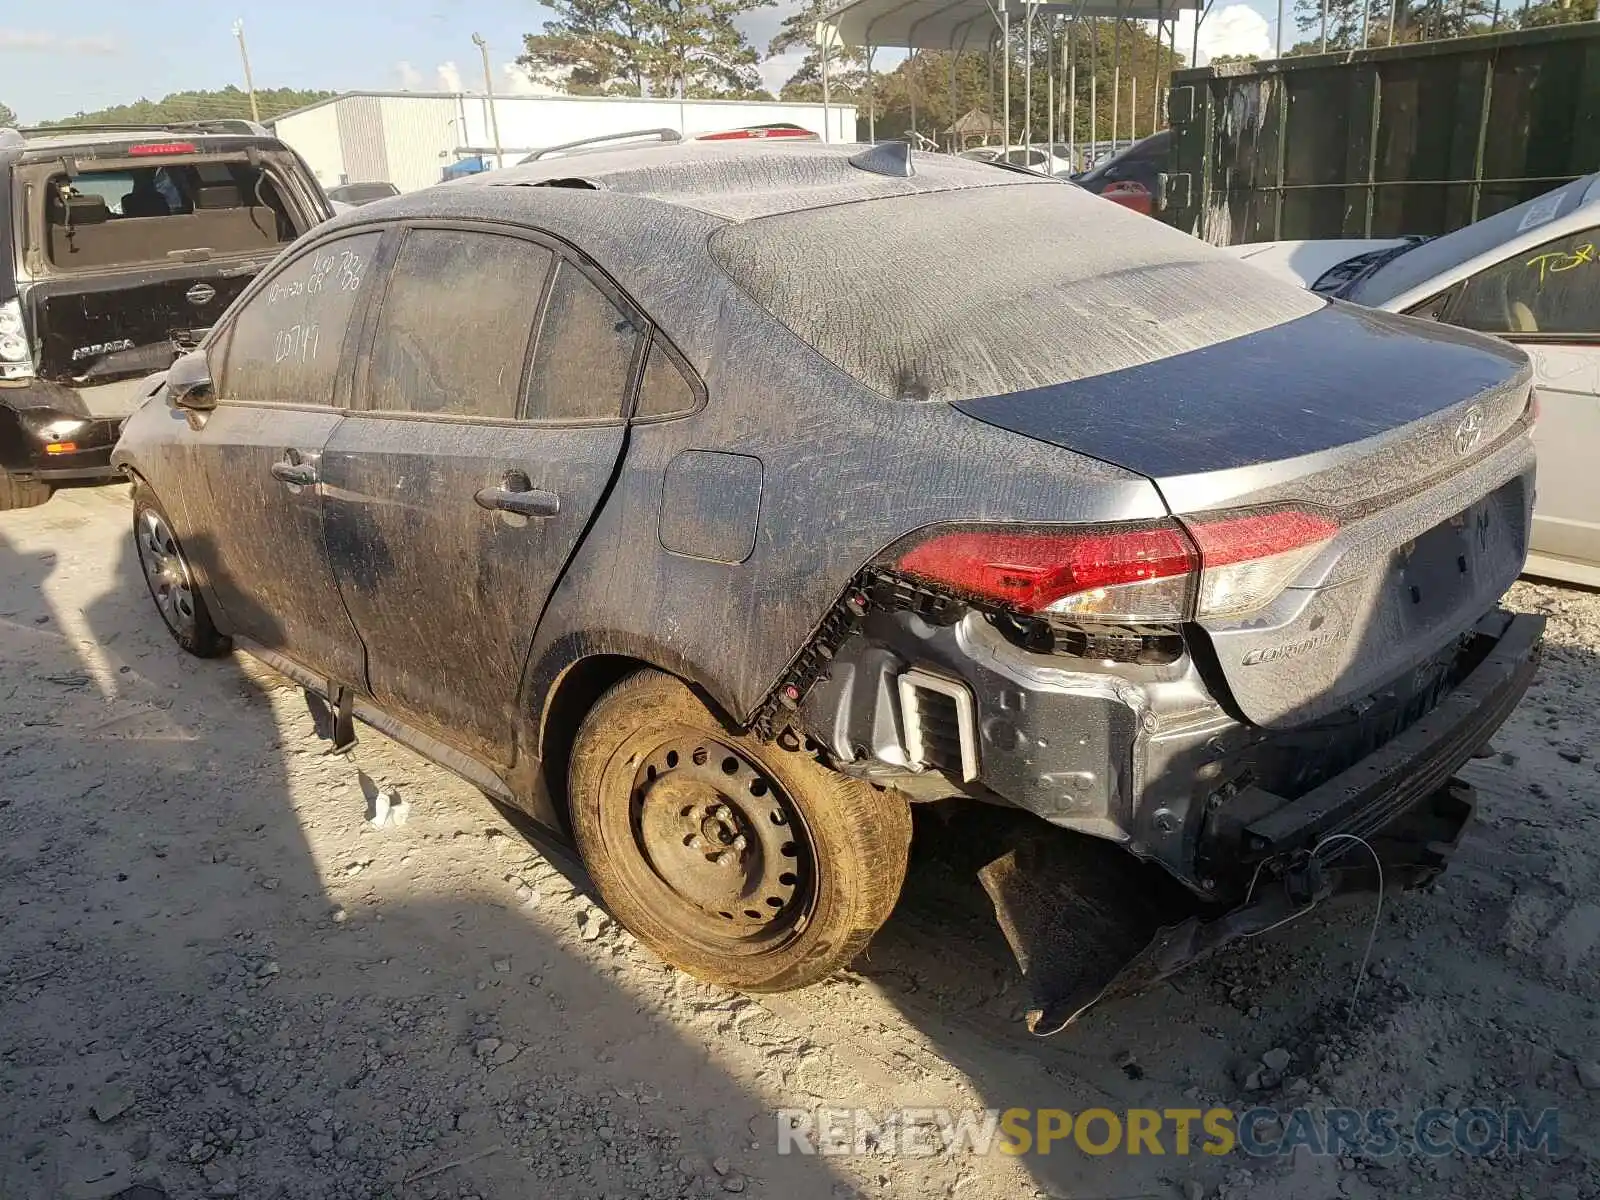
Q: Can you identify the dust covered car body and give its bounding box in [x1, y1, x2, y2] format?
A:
[0, 121, 331, 510]
[113, 141, 1543, 1018]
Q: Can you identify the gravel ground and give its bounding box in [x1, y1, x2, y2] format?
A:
[2, 484, 1598, 1200]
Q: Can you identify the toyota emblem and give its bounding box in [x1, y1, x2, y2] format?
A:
[186, 283, 218, 306]
[1454, 405, 1484, 456]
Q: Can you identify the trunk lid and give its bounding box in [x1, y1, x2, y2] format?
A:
[955, 303, 1536, 727]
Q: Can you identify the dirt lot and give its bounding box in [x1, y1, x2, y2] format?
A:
[2, 483, 1598, 1200]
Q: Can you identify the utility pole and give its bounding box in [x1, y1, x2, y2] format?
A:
[472, 33, 503, 170]
[232, 19, 260, 124]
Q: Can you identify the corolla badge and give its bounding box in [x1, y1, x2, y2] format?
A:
[185, 283, 218, 306]
[1454, 405, 1485, 456]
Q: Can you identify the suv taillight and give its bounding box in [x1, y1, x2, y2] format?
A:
[888, 508, 1338, 624]
[0, 298, 33, 380]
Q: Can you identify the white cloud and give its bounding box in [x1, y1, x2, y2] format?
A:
[0, 28, 118, 55]
[436, 61, 464, 92]
[1175, 3, 1276, 65]
[758, 50, 806, 96]
[500, 62, 563, 97]
[396, 60, 424, 90]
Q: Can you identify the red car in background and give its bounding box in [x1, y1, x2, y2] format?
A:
[1073, 129, 1169, 217]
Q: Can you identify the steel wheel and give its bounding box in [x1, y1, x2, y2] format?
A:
[630, 734, 813, 941]
[569, 670, 912, 992]
[137, 508, 199, 638]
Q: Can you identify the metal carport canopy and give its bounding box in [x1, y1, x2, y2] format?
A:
[823, 0, 1199, 53]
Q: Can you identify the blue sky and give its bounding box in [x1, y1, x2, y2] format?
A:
[3, 0, 1282, 124]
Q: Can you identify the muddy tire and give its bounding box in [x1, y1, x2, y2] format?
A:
[569, 670, 912, 992]
[0, 473, 52, 511]
[132, 485, 230, 657]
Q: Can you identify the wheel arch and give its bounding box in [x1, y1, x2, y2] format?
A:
[531, 643, 745, 832]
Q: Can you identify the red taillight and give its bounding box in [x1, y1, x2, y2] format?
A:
[894, 523, 1198, 621]
[128, 141, 197, 156]
[890, 508, 1339, 625]
[1185, 509, 1339, 567]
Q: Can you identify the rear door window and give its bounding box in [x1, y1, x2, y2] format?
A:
[364, 228, 554, 418]
[1449, 227, 1600, 337]
[524, 261, 642, 422]
[214, 231, 383, 406]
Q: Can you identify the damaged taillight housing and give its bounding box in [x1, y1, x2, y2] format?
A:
[887, 507, 1338, 625]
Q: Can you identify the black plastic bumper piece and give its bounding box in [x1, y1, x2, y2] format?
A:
[1240, 610, 1542, 858]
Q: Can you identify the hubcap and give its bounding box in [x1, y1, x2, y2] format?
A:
[630, 736, 808, 933]
[137, 509, 198, 637]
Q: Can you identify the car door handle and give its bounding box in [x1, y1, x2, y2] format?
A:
[270, 460, 318, 486]
[474, 484, 559, 519]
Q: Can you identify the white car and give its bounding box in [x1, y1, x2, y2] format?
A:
[1227, 175, 1600, 588]
[958, 145, 1074, 176]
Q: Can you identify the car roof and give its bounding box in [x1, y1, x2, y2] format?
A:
[1348, 171, 1600, 307]
[445, 140, 1050, 222]
[310, 141, 1064, 386]
[3, 128, 286, 160]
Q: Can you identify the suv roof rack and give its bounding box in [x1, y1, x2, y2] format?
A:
[521, 128, 683, 164]
[16, 119, 271, 139]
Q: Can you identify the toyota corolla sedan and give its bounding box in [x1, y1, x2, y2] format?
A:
[113, 138, 1543, 1026]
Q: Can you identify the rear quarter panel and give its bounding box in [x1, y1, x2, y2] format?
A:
[522, 279, 1167, 730]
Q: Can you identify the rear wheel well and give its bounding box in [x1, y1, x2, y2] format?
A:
[539, 656, 655, 834]
[538, 655, 745, 833]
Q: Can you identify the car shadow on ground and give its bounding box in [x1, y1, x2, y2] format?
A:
[0, 501, 860, 1200]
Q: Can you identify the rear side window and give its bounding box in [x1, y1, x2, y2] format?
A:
[1448, 227, 1600, 336]
[365, 229, 554, 418]
[41, 161, 297, 271]
[524, 261, 641, 422]
[216, 231, 383, 406]
[635, 339, 699, 418]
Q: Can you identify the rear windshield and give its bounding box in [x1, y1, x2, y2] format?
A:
[39, 159, 297, 271]
[708, 183, 1323, 403]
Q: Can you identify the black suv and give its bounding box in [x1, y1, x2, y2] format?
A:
[114, 140, 1541, 1027]
[0, 120, 330, 509]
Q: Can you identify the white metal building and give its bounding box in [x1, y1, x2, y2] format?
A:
[268, 92, 859, 194]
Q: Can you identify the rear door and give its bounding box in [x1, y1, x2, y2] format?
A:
[1440, 223, 1600, 578]
[320, 223, 644, 767]
[165, 229, 384, 688]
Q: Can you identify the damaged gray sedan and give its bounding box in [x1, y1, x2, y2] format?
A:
[112, 139, 1544, 1029]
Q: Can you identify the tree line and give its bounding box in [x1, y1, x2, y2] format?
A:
[0, 87, 333, 131]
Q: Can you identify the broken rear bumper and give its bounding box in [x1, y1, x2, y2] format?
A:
[1228, 610, 1542, 869]
[800, 604, 1542, 897]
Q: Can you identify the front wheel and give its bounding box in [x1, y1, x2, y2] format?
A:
[569, 671, 912, 992]
[132, 485, 230, 657]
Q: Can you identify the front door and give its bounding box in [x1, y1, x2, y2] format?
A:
[320, 226, 642, 767]
[168, 229, 385, 688]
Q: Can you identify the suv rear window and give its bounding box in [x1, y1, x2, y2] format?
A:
[40, 160, 296, 271]
[709, 184, 1322, 403]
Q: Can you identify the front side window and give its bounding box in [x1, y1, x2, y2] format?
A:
[1449, 227, 1600, 336]
[365, 228, 554, 419]
[215, 231, 383, 406]
[524, 261, 642, 422]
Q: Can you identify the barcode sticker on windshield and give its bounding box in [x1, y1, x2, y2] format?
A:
[1517, 191, 1566, 232]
